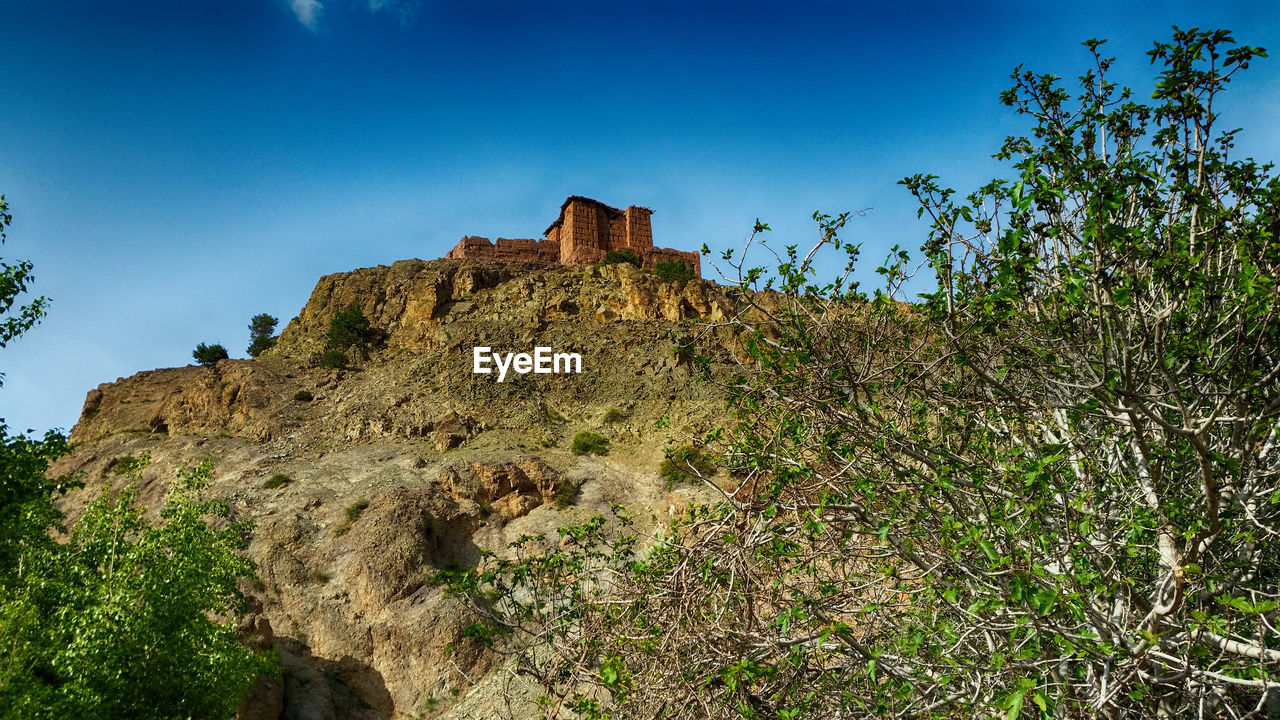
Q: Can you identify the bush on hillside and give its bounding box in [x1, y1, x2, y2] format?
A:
[326, 304, 373, 351]
[603, 249, 641, 267]
[652, 260, 693, 282]
[192, 342, 229, 367]
[570, 430, 609, 456]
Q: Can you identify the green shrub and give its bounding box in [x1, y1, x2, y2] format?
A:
[110, 453, 151, 478]
[326, 304, 373, 351]
[293, 389, 314, 402]
[571, 430, 610, 456]
[334, 498, 370, 536]
[192, 342, 229, 367]
[318, 349, 348, 369]
[554, 478, 584, 509]
[261, 473, 291, 489]
[602, 407, 626, 424]
[603, 249, 641, 267]
[344, 498, 370, 522]
[652, 260, 694, 283]
[659, 445, 716, 486]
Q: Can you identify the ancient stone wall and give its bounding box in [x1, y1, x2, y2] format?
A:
[444, 196, 699, 278]
[641, 247, 701, 278]
[444, 236, 558, 265]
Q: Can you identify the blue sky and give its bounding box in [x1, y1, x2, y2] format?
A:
[2, 0, 1278, 434]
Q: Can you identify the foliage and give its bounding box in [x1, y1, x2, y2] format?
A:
[657, 445, 715, 487]
[0, 195, 48, 367]
[326, 304, 373, 351]
[0, 457, 274, 719]
[318, 349, 348, 369]
[553, 478, 583, 510]
[293, 389, 314, 402]
[246, 313, 278, 358]
[334, 498, 370, 536]
[435, 507, 643, 708]
[261, 473, 291, 489]
[652, 260, 694, 283]
[570, 430, 610, 456]
[602, 407, 626, 424]
[192, 342, 229, 367]
[0, 429, 74, 584]
[444, 29, 1280, 719]
[109, 453, 150, 476]
[344, 498, 370, 522]
[0, 195, 272, 719]
[603, 250, 641, 267]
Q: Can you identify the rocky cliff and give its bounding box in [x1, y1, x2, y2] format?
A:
[54, 259, 749, 719]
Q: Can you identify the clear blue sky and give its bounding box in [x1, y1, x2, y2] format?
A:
[2, 0, 1278, 434]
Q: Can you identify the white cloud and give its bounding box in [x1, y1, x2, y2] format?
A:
[365, 0, 420, 25]
[290, 0, 323, 31]
[287, 0, 420, 31]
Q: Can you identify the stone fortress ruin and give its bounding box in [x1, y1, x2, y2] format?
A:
[445, 196, 701, 278]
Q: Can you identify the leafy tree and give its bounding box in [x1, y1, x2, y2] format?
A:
[0, 194, 67, 578]
[246, 313, 278, 358]
[0, 196, 47, 359]
[445, 29, 1280, 719]
[192, 342, 229, 367]
[326, 303, 373, 351]
[0, 459, 274, 719]
[0, 196, 272, 718]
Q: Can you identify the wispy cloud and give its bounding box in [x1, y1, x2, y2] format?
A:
[290, 0, 323, 31]
[287, 0, 420, 30]
[365, 0, 420, 26]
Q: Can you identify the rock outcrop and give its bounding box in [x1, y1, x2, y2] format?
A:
[53, 259, 747, 720]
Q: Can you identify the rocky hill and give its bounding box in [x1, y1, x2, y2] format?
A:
[52, 259, 750, 720]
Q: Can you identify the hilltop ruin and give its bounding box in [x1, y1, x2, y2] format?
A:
[445, 196, 701, 277]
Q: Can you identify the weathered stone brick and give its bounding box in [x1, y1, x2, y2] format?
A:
[444, 196, 701, 278]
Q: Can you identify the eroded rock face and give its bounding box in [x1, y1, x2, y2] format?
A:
[270, 259, 739, 360]
[440, 456, 560, 520]
[57, 259, 738, 720]
[71, 361, 285, 444]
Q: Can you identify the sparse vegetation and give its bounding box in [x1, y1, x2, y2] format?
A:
[657, 445, 714, 486]
[334, 498, 371, 536]
[345, 498, 370, 521]
[192, 342, 229, 367]
[109, 452, 151, 477]
[570, 430, 609, 456]
[602, 249, 641, 267]
[553, 478, 583, 509]
[601, 407, 626, 424]
[651, 260, 693, 282]
[293, 389, 314, 402]
[311, 570, 331, 584]
[261, 473, 291, 489]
